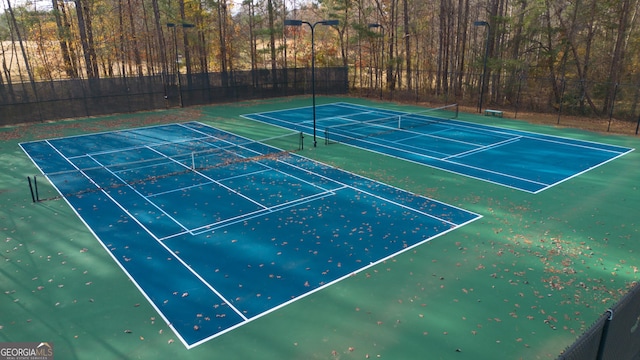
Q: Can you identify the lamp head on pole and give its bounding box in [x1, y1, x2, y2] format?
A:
[167, 22, 194, 28]
[473, 20, 489, 27]
[319, 20, 339, 26]
[368, 23, 382, 29]
[284, 19, 303, 26]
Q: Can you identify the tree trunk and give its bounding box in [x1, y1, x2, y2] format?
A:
[603, 0, 632, 115]
[0, 40, 17, 102]
[52, 0, 77, 78]
[140, 0, 155, 75]
[505, 0, 526, 104]
[388, 0, 397, 91]
[403, 0, 411, 90]
[60, 0, 80, 77]
[542, 0, 561, 106]
[217, 0, 229, 85]
[454, 0, 469, 97]
[179, 0, 193, 81]
[84, 0, 99, 78]
[118, 0, 127, 77]
[151, 0, 168, 83]
[74, 0, 96, 78]
[247, 0, 257, 86]
[5, 0, 36, 85]
[267, 0, 278, 87]
[195, 1, 208, 75]
[128, 0, 144, 76]
[437, 0, 450, 95]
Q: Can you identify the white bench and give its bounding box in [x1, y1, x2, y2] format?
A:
[484, 109, 503, 118]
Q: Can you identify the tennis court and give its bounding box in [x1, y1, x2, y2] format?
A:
[19, 121, 480, 348]
[6, 97, 640, 359]
[243, 102, 633, 193]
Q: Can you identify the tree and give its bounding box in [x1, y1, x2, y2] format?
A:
[52, 0, 77, 78]
[74, 0, 98, 78]
[603, 0, 634, 115]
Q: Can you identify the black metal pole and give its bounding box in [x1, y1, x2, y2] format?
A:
[285, 19, 338, 147]
[368, 24, 384, 100]
[473, 21, 490, 114]
[34, 175, 39, 202]
[310, 22, 317, 147]
[28, 176, 35, 203]
[558, 78, 566, 125]
[607, 83, 618, 132]
[174, 27, 183, 108]
[479, 27, 489, 113]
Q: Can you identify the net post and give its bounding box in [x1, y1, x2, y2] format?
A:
[27, 176, 36, 203]
[34, 175, 39, 202]
[324, 129, 328, 145]
[299, 132, 304, 150]
[454, 103, 459, 118]
[191, 152, 195, 170]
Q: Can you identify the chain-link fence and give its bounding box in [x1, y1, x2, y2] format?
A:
[354, 70, 640, 134]
[558, 282, 640, 360]
[4, 66, 640, 134]
[0, 67, 348, 126]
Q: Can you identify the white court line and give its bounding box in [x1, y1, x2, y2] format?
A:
[251, 112, 315, 125]
[145, 146, 270, 211]
[334, 102, 401, 117]
[189, 187, 344, 236]
[24, 145, 194, 348]
[184, 121, 482, 219]
[329, 130, 550, 190]
[84, 147, 252, 327]
[40, 140, 191, 241]
[87, 152, 193, 234]
[150, 160, 343, 237]
[324, 104, 637, 192]
[68, 134, 216, 160]
[333, 102, 632, 154]
[247, 107, 389, 128]
[444, 136, 522, 160]
[352, 110, 516, 150]
[278, 154, 466, 226]
[246, 106, 548, 191]
[30, 122, 485, 348]
[23, 122, 187, 143]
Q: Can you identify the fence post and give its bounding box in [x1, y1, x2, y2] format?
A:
[27, 176, 36, 203]
[607, 83, 618, 132]
[595, 309, 614, 360]
[514, 72, 523, 119]
[557, 78, 566, 125]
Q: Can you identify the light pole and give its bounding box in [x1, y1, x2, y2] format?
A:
[368, 23, 384, 100]
[167, 22, 194, 108]
[473, 20, 490, 114]
[284, 19, 339, 147]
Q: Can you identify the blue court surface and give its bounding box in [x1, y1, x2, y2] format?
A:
[243, 102, 633, 193]
[20, 122, 481, 348]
